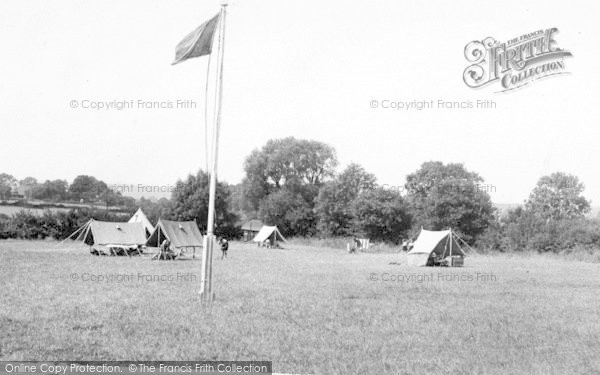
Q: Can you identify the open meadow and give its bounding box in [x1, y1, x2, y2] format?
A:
[1, 240, 599, 374]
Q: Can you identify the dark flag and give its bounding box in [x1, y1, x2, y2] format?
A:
[172, 13, 220, 65]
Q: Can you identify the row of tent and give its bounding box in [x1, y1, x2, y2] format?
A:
[64, 209, 468, 266]
[65, 209, 287, 253]
[65, 209, 203, 253]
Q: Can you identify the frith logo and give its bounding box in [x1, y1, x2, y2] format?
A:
[463, 28, 572, 92]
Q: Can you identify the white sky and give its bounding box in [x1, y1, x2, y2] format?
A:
[0, 0, 598, 205]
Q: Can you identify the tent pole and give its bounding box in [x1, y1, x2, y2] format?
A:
[449, 229, 453, 259]
[75, 220, 92, 251]
[55, 219, 88, 247]
[80, 221, 91, 243]
[442, 233, 450, 259]
[455, 234, 477, 254]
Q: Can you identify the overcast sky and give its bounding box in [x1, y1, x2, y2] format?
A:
[1, 0, 598, 205]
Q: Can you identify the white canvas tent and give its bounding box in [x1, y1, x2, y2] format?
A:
[60, 219, 147, 256]
[145, 219, 204, 259]
[129, 208, 155, 237]
[252, 225, 286, 247]
[406, 229, 467, 267]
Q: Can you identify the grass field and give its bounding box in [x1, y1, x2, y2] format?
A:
[1, 240, 599, 374]
[0, 205, 72, 216]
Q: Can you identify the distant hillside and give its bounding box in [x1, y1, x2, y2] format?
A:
[0, 200, 132, 217]
[495, 203, 600, 218]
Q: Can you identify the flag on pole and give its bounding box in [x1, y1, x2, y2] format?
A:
[172, 13, 220, 65]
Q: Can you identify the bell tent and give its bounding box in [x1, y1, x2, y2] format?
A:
[128, 208, 155, 237]
[406, 229, 468, 267]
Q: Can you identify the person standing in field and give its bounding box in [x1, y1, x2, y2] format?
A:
[219, 237, 229, 259]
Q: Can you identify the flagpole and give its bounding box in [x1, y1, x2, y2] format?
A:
[200, 2, 227, 302]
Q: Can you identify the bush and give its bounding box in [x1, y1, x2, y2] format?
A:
[474, 224, 507, 252]
[350, 188, 411, 243]
[1, 208, 129, 240]
[498, 211, 600, 253]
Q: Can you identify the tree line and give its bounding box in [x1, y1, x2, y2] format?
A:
[0, 171, 240, 240]
[0, 173, 137, 207]
[1, 137, 598, 253]
[230, 137, 597, 252]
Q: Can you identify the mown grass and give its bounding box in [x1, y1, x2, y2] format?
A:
[1, 240, 599, 374]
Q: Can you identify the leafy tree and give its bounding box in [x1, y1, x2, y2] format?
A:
[242, 138, 337, 210]
[69, 175, 108, 202]
[138, 197, 173, 224]
[20, 177, 38, 186]
[0, 173, 17, 200]
[241, 149, 271, 214]
[242, 138, 337, 236]
[350, 188, 411, 242]
[405, 161, 495, 243]
[259, 137, 337, 186]
[170, 170, 238, 237]
[258, 188, 316, 237]
[315, 163, 376, 236]
[19, 177, 39, 200]
[524, 172, 590, 220]
[493, 173, 594, 253]
[31, 180, 68, 202]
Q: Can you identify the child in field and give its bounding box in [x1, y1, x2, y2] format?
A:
[219, 237, 229, 259]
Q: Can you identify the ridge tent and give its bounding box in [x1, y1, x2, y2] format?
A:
[252, 225, 286, 248]
[128, 208, 155, 237]
[62, 219, 147, 256]
[241, 219, 263, 241]
[146, 219, 204, 258]
[406, 229, 467, 267]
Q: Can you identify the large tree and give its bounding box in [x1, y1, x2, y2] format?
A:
[170, 170, 238, 236]
[405, 161, 495, 243]
[0, 173, 17, 200]
[350, 188, 411, 242]
[69, 175, 108, 202]
[524, 172, 590, 220]
[242, 137, 337, 211]
[258, 188, 316, 237]
[242, 138, 337, 236]
[138, 197, 173, 224]
[315, 163, 376, 236]
[31, 180, 68, 202]
[19, 177, 38, 200]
